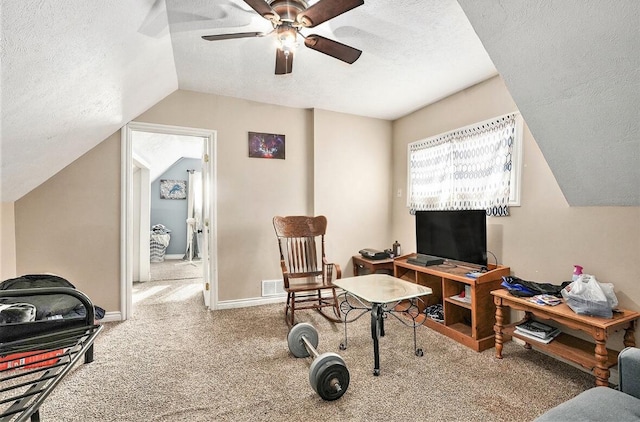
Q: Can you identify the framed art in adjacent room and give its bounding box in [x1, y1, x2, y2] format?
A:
[248, 131, 285, 159]
[160, 179, 187, 199]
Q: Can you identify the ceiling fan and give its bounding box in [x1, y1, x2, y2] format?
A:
[201, 0, 364, 75]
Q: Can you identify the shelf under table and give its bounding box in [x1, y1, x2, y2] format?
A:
[505, 325, 618, 370]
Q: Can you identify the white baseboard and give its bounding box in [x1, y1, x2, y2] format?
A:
[100, 311, 122, 322]
[215, 290, 338, 310]
[216, 295, 287, 310]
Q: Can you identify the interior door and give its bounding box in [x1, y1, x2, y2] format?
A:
[201, 142, 212, 307]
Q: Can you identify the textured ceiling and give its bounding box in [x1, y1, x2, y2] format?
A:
[168, 0, 497, 120]
[0, 0, 496, 202]
[132, 132, 204, 182]
[1, 0, 178, 202]
[1, 0, 638, 207]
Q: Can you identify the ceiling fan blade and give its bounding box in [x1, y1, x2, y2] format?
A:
[202, 32, 264, 41]
[304, 35, 362, 64]
[275, 49, 293, 75]
[244, 0, 278, 20]
[297, 0, 364, 28]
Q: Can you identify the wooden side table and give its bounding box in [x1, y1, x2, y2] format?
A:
[492, 288, 639, 386]
[352, 255, 394, 276]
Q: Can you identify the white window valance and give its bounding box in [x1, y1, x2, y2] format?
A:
[408, 113, 521, 217]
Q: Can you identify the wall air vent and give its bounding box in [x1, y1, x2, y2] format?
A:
[261, 279, 286, 297]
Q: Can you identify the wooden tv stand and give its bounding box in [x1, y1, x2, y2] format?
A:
[394, 255, 510, 352]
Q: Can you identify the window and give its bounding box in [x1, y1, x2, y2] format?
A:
[407, 113, 523, 216]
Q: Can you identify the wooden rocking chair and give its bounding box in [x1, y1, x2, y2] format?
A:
[273, 215, 342, 326]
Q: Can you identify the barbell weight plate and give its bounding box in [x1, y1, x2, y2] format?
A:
[313, 360, 350, 401]
[287, 322, 319, 358]
[308, 352, 345, 391]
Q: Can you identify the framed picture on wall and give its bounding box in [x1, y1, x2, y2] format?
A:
[248, 131, 285, 159]
[160, 179, 187, 199]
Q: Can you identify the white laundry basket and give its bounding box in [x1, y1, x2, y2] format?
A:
[150, 224, 171, 262]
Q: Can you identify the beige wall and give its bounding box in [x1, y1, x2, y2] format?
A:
[392, 76, 640, 345]
[313, 109, 393, 273]
[12, 90, 391, 311]
[136, 90, 312, 301]
[14, 133, 121, 311]
[135, 90, 392, 301]
[1, 202, 17, 280]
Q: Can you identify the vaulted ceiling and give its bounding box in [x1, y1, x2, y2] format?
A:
[1, 1, 638, 206]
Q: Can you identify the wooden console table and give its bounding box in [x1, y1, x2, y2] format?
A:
[492, 288, 639, 386]
[352, 255, 394, 276]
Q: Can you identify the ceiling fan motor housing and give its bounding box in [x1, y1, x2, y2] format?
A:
[269, 0, 308, 23]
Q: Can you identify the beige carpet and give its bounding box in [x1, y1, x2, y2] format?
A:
[149, 259, 203, 281]
[37, 278, 595, 421]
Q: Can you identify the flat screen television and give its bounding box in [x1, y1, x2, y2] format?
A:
[415, 210, 487, 266]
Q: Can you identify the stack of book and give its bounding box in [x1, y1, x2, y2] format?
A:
[515, 320, 561, 344]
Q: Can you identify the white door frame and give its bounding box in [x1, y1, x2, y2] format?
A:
[121, 122, 218, 320]
[132, 153, 151, 283]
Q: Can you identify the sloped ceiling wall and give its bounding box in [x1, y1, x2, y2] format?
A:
[1, 0, 178, 202]
[458, 0, 640, 206]
[132, 132, 204, 182]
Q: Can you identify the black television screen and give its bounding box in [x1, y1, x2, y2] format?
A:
[415, 210, 487, 266]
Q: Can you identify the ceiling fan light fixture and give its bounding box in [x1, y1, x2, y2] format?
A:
[276, 25, 298, 54]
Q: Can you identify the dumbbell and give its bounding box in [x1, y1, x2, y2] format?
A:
[287, 322, 350, 401]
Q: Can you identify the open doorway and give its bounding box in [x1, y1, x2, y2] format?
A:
[133, 131, 203, 281]
[121, 122, 217, 320]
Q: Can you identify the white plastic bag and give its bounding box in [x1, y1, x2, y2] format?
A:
[598, 281, 619, 309]
[561, 274, 618, 318]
